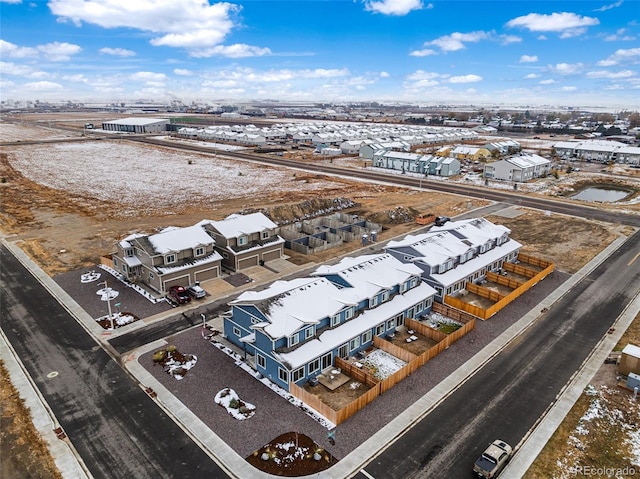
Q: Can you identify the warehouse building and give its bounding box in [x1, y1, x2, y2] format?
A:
[101, 117, 170, 134]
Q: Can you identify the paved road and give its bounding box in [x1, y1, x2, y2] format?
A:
[356, 230, 640, 478]
[132, 136, 640, 228]
[0, 244, 231, 479]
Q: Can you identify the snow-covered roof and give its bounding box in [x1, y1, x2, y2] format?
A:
[148, 224, 215, 254]
[156, 250, 223, 274]
[232, 277, 358, 338]
[386, 218, 515, 267]
[312, 253, 422, 295]
[277, 282, 436, 369]
[119, 232, 146, 249]
[205, 212, 277, 238]
[622, 343, 640, 359]
[504, 153, 550, 169]
[103, 117, 169, 126]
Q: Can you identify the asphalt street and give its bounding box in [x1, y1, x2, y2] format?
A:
[0, 244, 231, 479]
[355, 230, 640, 478]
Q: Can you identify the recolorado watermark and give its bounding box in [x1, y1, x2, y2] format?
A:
[570, 465, 637, 477]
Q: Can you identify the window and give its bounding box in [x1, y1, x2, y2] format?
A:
[238, 236, 248, 246]
[400, 282, 408, 293]
[122, 264, 127, 273]
[149, 272, 154, 280]
[222, 252, 229, 259]
[331, 314, 340, 327]
[309, 358, 320, 374]
[362, 330, 372, 344]
[345, 307, 354, 320]
[195, 246, 205, 257]
[257, 354, 266, 369]
[305, 327, 314, 339]
[261, 231, 270, 239]
[292, 367, 305, 382]
[376, 324, 385, 335]
[165, 254, 176, 264]
[410, 277, 418, 288]
[125, 248, 134, 257]
[370, 296, 378, 308]
[113, 258, 118, 267]
[321, 353, 332, 370]
[278, 368, 288, 383]
[289, 334, 299, 347]
[386, 318, 395, 329]
[349, 337, 360, 351]
[381, 291, 390, 302]
[233, 327, 240, 337]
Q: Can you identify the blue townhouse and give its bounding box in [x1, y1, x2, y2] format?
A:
[223, 253, 437, 391]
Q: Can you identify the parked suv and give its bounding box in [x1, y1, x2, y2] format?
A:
[187, 284, 206, 299]
[168, 285, 191, 305]
[434, 216, 451, 226]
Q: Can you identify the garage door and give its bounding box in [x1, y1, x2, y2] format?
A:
[262, 249, 281, 263]
[163, 277, 189, 291]
[195, 267, 219, 282]
[238, 256, 258, 270]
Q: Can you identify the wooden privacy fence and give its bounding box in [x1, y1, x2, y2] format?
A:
[288, 314, 476, 425]
[444, 255, 555, 320]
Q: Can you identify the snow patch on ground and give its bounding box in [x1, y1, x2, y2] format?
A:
[4, 141, 347, 217]
[214, 387, 256, 420]
[361, 349, 406, 380]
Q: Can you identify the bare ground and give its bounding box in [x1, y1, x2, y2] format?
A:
[1, 124, 638, 477]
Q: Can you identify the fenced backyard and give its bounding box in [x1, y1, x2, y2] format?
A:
[290, 312, 476, 425]
[444, 253, 554, 320]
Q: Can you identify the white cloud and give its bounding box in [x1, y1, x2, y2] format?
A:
[602, 28, 636, 41]
[586, 70, 635, 79]
[99, 47, 135, 57]
[0, 0, 23, 3]
[428, 31, 492, 52]
[597, 47, 640, 66]
[379, 71, 390, 78]
[22, 81, 64, 92]
[406, 70, 445, 81]
[506, 12, 599, 38]
[189, 44, 271, 58]
[449, 74, 482, 84]
[409, 48, 437, 57]
[540, 79, 557, 85]
[37, 41, 82, 61]
[548, 62, 584, 75]
[499, 34, 521, 45]
[561, 86, 577, 91]
[363, 0, 424, 16]
[0, 39, 38, 58]
[520, 55, 539, 63]
[594, 0, 623, 12]
[47, 0, 263, 54]
[524, 73, 540, 79]
[62, 74, 90, 83]
[0, 39, 81, 61]
[130, 71, 167, 82]
[0, 61, 49, 79]
[173, 68, 193, 76]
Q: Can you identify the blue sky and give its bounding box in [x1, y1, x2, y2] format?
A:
[1, 0, 639, 108]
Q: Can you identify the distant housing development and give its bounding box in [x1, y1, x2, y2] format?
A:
[553, 139, 640, 165]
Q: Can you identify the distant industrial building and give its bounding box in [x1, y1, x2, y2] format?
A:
[101, 117, 169, 134]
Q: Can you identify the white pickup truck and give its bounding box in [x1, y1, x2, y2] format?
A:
[473, 439, 512, 478]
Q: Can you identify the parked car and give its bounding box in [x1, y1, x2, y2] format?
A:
[434, 216, 451, 226]
[187, 284, 206, 299]
[168, 285, 191, 305]
[473, 439, 512, 478]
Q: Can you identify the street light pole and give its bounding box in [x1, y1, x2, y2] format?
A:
[100, 280, 115, 330]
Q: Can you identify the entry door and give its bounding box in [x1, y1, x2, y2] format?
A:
[338, 343, 349, 359]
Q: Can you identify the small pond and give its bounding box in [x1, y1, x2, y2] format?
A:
[571, 185, 633, 202]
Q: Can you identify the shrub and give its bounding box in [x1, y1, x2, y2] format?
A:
[152, 350, 167, 363]
[229, 398, 239, 409]
[166, 345, 177, 352]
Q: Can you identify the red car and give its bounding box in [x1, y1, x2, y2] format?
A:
[168, 285, 191, 305]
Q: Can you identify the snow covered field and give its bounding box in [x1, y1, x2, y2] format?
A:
[4, 140, 346, 217]
[1, 120, 79, 142]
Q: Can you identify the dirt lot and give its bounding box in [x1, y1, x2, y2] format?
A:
[1, 116, 638, 477]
